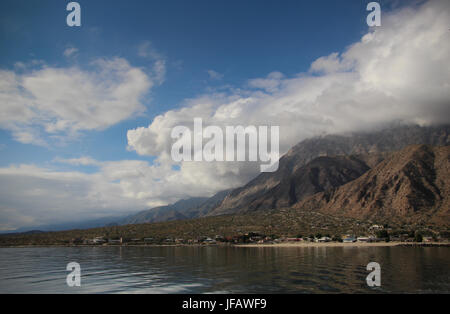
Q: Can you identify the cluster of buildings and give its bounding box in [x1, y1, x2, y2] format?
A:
[71, 236, 154, 245]
[67, 225, 445, 246]
[269, 236, 375, 243]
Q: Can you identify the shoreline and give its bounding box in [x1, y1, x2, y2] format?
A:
[235, 242, 449, 248]
[236, 242, 401, 248]
[1, 242, 449, 249]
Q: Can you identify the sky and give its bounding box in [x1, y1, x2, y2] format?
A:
[0, 0, 449, 231]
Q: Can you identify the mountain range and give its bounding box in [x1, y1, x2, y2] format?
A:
[7, 124, 449, 233]
[119, 123, 449, 228]
[298, 144, 449, 227]
[210, 124, 449, 216]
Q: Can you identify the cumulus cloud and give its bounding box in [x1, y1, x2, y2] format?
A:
[127, 0, 450, 200]
[309, 53, 351, 74]
[0, 157, 236, 230]
[0, 57, 156, 145]
[0, 164, 137, 230]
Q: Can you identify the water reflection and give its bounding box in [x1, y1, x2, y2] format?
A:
[0, 246, 448, 293]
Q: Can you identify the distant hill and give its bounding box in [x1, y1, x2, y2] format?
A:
[2, 215, 131, 234]
[298, 145, 450, 227]
[119, 189, 233, 225]
[15, 230, 45, 235]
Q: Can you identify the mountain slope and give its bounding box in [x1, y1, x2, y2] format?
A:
[120, 197, 208, 225]
[209, 155, 371, 215]
[298, 145, 450, 227]
[212, 124, 450, 215]
[120, 190, 232, 225]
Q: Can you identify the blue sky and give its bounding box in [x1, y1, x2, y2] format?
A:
[0, 0, 383, 167]
[2, 0, 448, 230]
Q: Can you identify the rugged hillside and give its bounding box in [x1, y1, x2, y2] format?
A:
[208, 155, 371, 215]
[182, 189, 233, 218]
[119, 125, 449, 226]
[212, 124, 450, 215]
[298, 145, 450, 227]
[120, 190, 232, 225]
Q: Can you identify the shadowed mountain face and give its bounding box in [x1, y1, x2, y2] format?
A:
[208, 156, 371, 215]
[298, 145, 450, 227]
[211, 124, 450, 216]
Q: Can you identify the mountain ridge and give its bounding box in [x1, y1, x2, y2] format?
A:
[211, 124, 450, 216]
[297, 144, 449, 227]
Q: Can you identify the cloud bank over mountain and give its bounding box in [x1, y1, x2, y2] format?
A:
[127, 0, 450, 197]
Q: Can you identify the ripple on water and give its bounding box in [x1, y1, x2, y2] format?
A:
[0, 247, 449, 294]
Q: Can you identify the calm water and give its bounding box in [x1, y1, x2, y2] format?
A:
[0, 246, 449, 294]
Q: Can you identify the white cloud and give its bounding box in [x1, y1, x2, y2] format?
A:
[0, 57, 156, 145]
[137, 41, 166, 85]
[207, 70, 224, 80]
[0, 164, 137, 230]
[63, 47, 79, 58]
[0, 208, 35, 231]
[138, 41, 162, 59]
[247, 71, 284, 92]
[309, 53, 351, 74]
[152, 59, 166, 85]
[53, 156, 100, 166]
[0, 158, 234, 230]
[127, 0, 450, 202]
